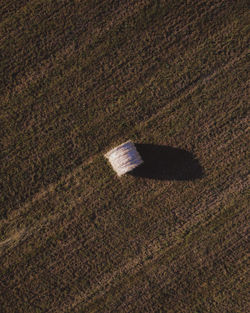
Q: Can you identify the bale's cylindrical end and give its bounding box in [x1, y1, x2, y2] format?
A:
[105, 141, 143, 176]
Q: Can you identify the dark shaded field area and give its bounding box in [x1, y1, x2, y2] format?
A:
[0, 0, 249, 312]
[130, 144, 203, 180]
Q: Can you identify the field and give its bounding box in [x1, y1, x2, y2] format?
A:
[0, 0, 249, 312]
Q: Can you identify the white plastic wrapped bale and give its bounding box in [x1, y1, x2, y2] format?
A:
[105, 140, 143, 176]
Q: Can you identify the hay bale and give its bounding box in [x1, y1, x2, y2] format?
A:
[105, 140, 143, 176]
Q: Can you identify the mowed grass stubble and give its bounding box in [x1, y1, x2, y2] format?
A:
[0, 0, 248, 312]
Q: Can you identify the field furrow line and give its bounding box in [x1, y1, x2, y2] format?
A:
[1, 98, 247, 264]
[135, 48, 249, 132]
[53, 176, 248, 312]
[9, 45, 247, 225]
[0, 0, 152, 99]
[103, 216, 249, 312]
[5, 165, 246, 312]
[0, 1, 248, 312]
[116, 235, 248, 313]
[0, 0, 217, 104]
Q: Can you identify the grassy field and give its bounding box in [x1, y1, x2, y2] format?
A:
[0, 0, 249, 312]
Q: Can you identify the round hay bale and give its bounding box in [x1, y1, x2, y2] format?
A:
[105, 140, 143, 176]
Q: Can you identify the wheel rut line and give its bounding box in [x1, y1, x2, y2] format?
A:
[2, 112, 247, 259]
[135, 48, 249, 131]
[95, 213, 249, 312]
[0, 0, 151, 98]
[116, 236, 248, 312]
[7, 173, 245, 307]
[1, 0, 230, 101]
[53, 176, 248, 312]
[9, 47, 247, 223]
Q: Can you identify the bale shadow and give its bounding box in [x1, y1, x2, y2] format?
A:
[129, 144, 203, 181]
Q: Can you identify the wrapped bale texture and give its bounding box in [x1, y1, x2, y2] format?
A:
[105, 141, 143, 176]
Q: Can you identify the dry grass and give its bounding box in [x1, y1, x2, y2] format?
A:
[0, 0, 249, 312]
